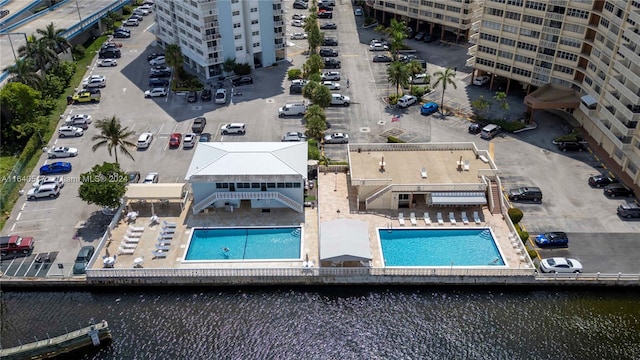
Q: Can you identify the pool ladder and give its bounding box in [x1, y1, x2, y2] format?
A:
[291, 228, 301, 236]
[387, 221, 393, 233]
[479, 229, 491, 239]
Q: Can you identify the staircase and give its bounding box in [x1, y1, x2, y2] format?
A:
[490, 181, 501, 214]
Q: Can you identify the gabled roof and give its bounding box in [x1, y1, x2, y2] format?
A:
[320, 219, 372, 262]
[185, 142, 308, 180]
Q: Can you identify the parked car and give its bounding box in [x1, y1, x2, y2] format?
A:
[48, 146, 78, 158]
[99, 48, 121, 59]
[423, 34, 435, 43]
[220, 123, 246, 135]
[282, 131, 307, 142]
[149, 68, 171, 77]
[39, 162, 72, 175]
[215, 89, 227, 104]
[320, 22, 337, 30]
[27, 183, 60, 200]
[480, 124, 502, 140]
[330, 94, 350, 106]
[232, 76, 253, 86]
[97, 59, 117, 67]
[123, 18, 139, 26]
[398, 54, 419, 63]
[82, 75, 106, 88]
[324, 132, 349, 144]
[604, 183, 634, 198]
[72, 91, 100, 104]
[322, 81, 340, 90]
[473, 75, 490, 86]
[557, 141, 586, 152]
[149, 78, 170, 87]
[321, 71, 340, 81]
[410, 73, 429, 84]
[372, 55, 392, 63]
[323, 38, 338, 46]
[617, 202, 640, 219]
[535, 232, 569, 248]
[187, 91, 198, 102]
[397, 95, 417, 108]
[420, 102, 439, 115]
[279, 103, 307, 117]
[143, 172, 159, 183]
[147, 53, 164, 61]
[318, 11, 333, 19]
[291, 79, 309, 86]
[144, 88, 167, 98]
[319, 48, 338, 57]
[183, 133, 197, 149]
[291, 32, 308, 40]
[468, 122, 484, 134]
[127, 171, 141, 183]
[136, 133, 153, 149]
[67, 114, 92, 124]
[539, 257, 582, 273]
[149, 56, 165, 66]
[369, 43, 389, 51]
[508, 186, 543, 202]
[192, 117, 207, 133]
[414, 32, 425, 41]
[292, 19, 304, 27]
[323, 58, 341, 69]
[200, 89, 212, 101]
[58, 126, 84, 137]
[33, 175, 64, 188]
[354, 8, 363, 16]
[290, 84, 304, 94]
[588, 174, 619, 188]
[72, 246, 95, 275]
[199, 133, 211, 142]
[293, 1, 308, 9]
[113, 31, 131, 39]
[319, 3, 333, 11]
[168, 133, 181, 148]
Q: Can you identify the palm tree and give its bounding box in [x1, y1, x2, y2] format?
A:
[407, 60, 426, 92]
[164, 44, 183, 83]
[304, 105, 327, 140]
[6, 58, 42, 89]
[387, 19, 408, 60]
[37, 22, 71, 54]
[432, 67, 457, 115]
[92, 116, 136, 164]
[386, 61, 411, 97]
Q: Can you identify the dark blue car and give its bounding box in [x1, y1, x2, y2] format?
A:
[534, 232, 569, 248]
[420, 102, 439, 115]
[40, 162, 72, 175]
[149, 78, 170, 87]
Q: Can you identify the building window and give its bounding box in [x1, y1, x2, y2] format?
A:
[627, 162, 638, 176]
[525, 1, 546, 11]
[476, 58, 495, 67]
[559, 37, 581, 48]
[253, 42, 260, 47]
[496, 63, 511, 72]
[500, 38, 516, 46]
[604, 2, 614, 12]
[252, 31, 260, 36]
[232, 10, 240, 16]
[233, 23, 241, 28]
[554, 64, 574, 74]
[517, 41, 537, 52]
[564, 23, 585, 33]
[215, 183, 229, 189]
[478, 45, 497, 55]
[512, 67, 532, 77]
[505, 11, 521, 21]
[235, 46, 243, 51]
[514, 54, 534, 64]
[507, 0, 523, 5]
[567, 9, 588, 19]
[251, 183, 260, 188]
[277, 183, 285, 188]
[522, 15, 543, 25]
[235, 34, 242, 40]
[485, 7, 503, 17]
[503, 25, 518, 34]
[399, 194, 410, 200]
[480, 33, 498, 42]
[519, 28, 540, 38]
[250, 7, 258, 12]
[251, 19, 259, 25]
[481, 20, 501, 31]
[557, 50, 578, 61]
[498, 50, 513, 59]
[267, 183, 275, 188]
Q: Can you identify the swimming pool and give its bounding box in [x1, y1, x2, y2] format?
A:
[378, 228, 505, 267]
[185, 227, 302, 261]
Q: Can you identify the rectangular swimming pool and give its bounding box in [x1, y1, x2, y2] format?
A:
[185, 227, 302, 261]
[378, 228, 505, 267]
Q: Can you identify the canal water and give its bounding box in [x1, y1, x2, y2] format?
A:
[1, 287, 639, 359]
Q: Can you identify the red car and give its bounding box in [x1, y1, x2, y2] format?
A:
[169, 133, 182, 147]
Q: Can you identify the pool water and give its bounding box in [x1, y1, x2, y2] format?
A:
[185, 227, 301, 261]
[378, 228, 504, 266]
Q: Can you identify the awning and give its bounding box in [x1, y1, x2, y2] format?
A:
[320, 219, 372, 262]
[581, 95, 597, 109]
[431, 192, 487, 205]
[125, 183, 186, 200]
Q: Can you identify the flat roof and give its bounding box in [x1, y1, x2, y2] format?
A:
[348, 144, 492, 184]
[125, 183, 185, 200]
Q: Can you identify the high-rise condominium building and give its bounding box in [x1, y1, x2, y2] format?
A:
[154, 0, 286, 79]
[468, 0, 640, 186]
[363, 0, 481, 42]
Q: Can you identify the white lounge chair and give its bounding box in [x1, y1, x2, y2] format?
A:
[158, 234, 173, 240]
[423, 212, 431, 225]
[118, 246, 135, 255]
[461, 211, 469, 225]
[155, 244, 171, 251]
[163, 220, 177, 228]
[421, 167, 427, 179]
[125, 231, 142, 238]
[128, 225, 144, 232]
[157, 240, 172, 246]
[409, 212, 417, 226]
[152, 250, 167, 259]
[449, 212, 457, 225]
[120, 242, 137, 249]
[123, 236, 140, 243]
[398, 213, 405, 226]
[473, 211, 482, 224]
[437, 212, 444, 225]
[161, 226, 176, 234]
[463, 160, 470, 171]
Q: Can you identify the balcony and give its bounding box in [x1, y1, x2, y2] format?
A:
[465, 57, 476, 67]
[539, 40, 557, 49]
[545, 13, 564, 21]
[531, 78, 547, 87]
[469, 33, 479, 44]
[614, 62, 640, 87]
[534, 66, 551, 76]
[467, 45, 477, 56]
[536, 53, 554, 62]
[542, 26, 561, 36]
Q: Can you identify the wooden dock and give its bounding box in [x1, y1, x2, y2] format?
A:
[0, 320, 112, 359]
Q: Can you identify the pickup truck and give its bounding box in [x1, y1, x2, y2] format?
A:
[0, 235, 35, 257]
[72, 91, 101, 104]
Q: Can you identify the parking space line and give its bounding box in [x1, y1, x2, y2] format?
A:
[16, 212, 21, 221]
[10, 223, 16, 231]
[21, 207, 56, 212]
[14, 218, 51, 223]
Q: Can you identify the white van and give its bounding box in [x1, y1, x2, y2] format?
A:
[279, 103, 307, 117]
[480, 124, 501, 139]
[410, 73, 429, 84]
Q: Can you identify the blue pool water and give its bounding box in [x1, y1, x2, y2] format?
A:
[185, 227, 301, 261]
[378, 228, 505, 266]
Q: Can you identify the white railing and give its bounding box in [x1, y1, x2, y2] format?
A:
[350, 143, 478, 153]
[193, 191, 302, 213]
[365, 184, 393, 206]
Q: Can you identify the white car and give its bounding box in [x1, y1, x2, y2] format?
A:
[97, 59, 117, 67]
[143, 172, 159, 183]
[124, 18, 139, 26]
[291, 20, 304, 27]
[410, 73, 429, 84]
[324, 132, 349, 144]
[291, 32, 308, 40]
[47, 146, 78, 158]
[137, 133, 153, 149]
[292, 14, 306, 20]
[282, 131, 307, 142]
[58, 126, 84, 137]
[215, 89, 227, 104]
[540, 257, 583, 273]
[133, 8, 150, 16]
[33, 175, 64, 188]
[369, 43, 389, 51]
[322, 81, 340, 90]
[397, 95, 418, 108]
[66, 114, 92, 124]
[220, 123, 246, 135]
[139, 4, 153, 12]
[473, 75, 490, 86]
[291, 79, 309, 86]
[321, 71, 340, 81]
[183, 133, 196, 148]
[82, 75, 106, 88]
[149, 56, 166, 66]
[145, 88, 167, 98]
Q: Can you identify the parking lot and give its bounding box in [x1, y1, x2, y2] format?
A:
[2, 1, 640, 275]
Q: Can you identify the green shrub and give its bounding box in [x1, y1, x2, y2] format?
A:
[508, 207, 523, 224]
[388, 94, 399, 105]
[288, 69, 302, 80]
[233, 63, 252, 75]
[387, 136, 405, 143]
[72, 45, 86, 61]
[491, 118, 526, 132]
[515, 224, 529, 242]
[308, 139, 320, 160]
[553, 129, 583, 143]
[527, 249, 538, 260]
[411, 86, 425, 98]
[364, 17, 376, 26]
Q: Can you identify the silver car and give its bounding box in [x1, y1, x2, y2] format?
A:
[324, 132, 349, 144]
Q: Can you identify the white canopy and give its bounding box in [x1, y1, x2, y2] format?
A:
[320, 219, 372, 262]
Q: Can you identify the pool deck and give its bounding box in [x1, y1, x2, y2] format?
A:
[93, 173, 524, 271]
